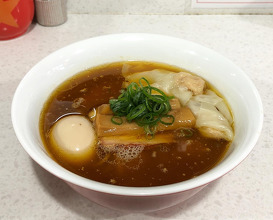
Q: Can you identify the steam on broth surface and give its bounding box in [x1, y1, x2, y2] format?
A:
[40, 61, 233, 187]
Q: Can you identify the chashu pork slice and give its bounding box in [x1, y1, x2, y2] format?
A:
[99, 133, 176, 147]
[95, 106, 196, 137]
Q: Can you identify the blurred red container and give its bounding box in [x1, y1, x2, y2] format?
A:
[0, 0, 34, 40]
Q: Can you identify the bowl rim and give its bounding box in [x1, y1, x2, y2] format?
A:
[11, 33, 264, 196]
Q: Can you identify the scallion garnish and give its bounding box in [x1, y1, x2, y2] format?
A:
[111, 116, 123, 125]
[109, 77, 174, 136]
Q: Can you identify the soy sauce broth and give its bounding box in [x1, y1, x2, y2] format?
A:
[40, 61, 230, 187]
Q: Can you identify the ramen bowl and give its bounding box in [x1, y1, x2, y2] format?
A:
[11, 33, 263, 212]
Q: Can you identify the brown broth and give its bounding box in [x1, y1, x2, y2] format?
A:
[40, 61, 230, 187]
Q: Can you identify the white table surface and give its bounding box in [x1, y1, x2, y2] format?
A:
[1, 14, 272, 220]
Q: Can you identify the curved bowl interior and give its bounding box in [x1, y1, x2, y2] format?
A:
[11, 33, 263, 196]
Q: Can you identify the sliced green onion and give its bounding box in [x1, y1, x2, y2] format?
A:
[153, 103, 164, 114]
[139, 77, 150, 89]
[109, 77, 175, 136]
[145, 97, 153, 111]
[126, 104, 146, 121]
[111, 116, 123, 125]
[160, 115, 175, 125]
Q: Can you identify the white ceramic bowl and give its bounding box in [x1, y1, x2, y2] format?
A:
[12, 33, 263, 212]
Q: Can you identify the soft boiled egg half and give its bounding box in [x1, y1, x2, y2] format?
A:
[50, 115, 96, 164]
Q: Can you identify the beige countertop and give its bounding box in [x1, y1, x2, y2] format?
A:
[1, 14, 272, 220]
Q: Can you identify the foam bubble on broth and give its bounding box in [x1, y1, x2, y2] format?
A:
[116, 145, 144, 161]
[96, 144, 144, 168]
